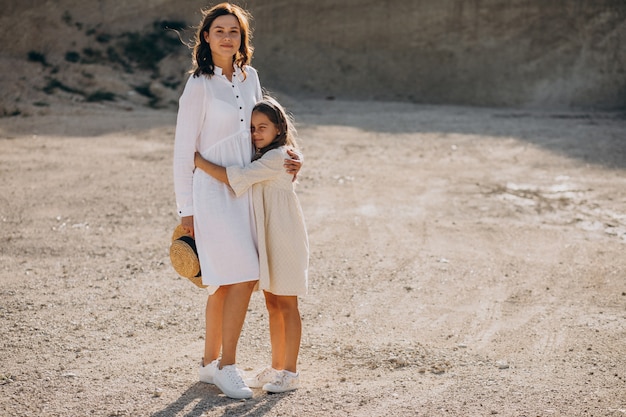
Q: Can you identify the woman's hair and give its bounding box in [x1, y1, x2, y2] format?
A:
[190, 2, 254, 78]
[252, 97, 299, 160]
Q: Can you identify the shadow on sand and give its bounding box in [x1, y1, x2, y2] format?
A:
[288, 99, 626, 170]
[151, 383, 287, 417]
[1, 99, 624, 169]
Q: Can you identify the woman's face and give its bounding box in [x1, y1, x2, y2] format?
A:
[204, 14, 241, 63]
[251, 111, 280, 150]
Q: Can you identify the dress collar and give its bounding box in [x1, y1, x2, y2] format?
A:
[215, 64, 243, 81]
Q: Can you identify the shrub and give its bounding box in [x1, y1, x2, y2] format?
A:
[162, 78, 181, 90]
[62, 11, 72, 26]
[27, 51, 48, 66]
[2, 108, 21, 117]
[96, 33, 112, 43]
[65, 51, 80, 63]
[106, 46, 133, 73]
[85, 91, 115, 102]
[81, 47, 105, 64]
[43, 79, 83, 95]
[158, 20, 186, 31]
[118, 20, 185, 70]
[134, 84, 155, 99]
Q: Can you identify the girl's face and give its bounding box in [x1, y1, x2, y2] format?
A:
[204, 14, 241, 63]
[251, 111, 279, 150]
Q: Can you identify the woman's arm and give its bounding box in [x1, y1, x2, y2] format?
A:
[285, 149, 303, 182]
[181, 215, 194, 237]
[173, 76, 205, 217]
[194, 152, 230, 185]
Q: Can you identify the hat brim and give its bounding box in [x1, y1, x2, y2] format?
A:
[170, 225, 207, 289]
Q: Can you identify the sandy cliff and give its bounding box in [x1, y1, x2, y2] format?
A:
[1, 0, 624, 116]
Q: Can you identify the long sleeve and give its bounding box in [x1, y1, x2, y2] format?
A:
[173, 75, 206, 217]
[254, 69, 262, 102]
[226, 149, 284, 197]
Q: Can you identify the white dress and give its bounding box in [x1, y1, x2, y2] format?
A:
[173, 65, 262, 290]
[227, 147, 309, 296]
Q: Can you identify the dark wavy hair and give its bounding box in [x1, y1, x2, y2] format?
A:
[190, 3, 254, 78]
[252, 97, 299, 161]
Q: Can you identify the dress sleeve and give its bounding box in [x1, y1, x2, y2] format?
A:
[255, 73, 262, 101]
[226, 149, 283, 197]
[247, 65, 263, 102]
[173, 76, 205, 217]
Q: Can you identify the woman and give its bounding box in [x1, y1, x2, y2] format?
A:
[173, 3, 300, 399]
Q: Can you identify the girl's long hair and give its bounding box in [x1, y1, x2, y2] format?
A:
[190, 3, 254, 78]
[252, 97, 299, 161]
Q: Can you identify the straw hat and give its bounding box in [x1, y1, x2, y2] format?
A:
[170, 224, 207, 289]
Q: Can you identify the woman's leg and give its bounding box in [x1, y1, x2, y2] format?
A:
[264, 291, 286, 370]
[219, 280, 258, 367]
[203, 287, 226, 365]
[277, 296, 301, 373]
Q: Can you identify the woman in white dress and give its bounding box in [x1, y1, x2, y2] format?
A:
[194, 97, 309, 394]
[172, 3, 300, 399]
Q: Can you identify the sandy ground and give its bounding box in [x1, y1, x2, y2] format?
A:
[0, 100, 625, 416]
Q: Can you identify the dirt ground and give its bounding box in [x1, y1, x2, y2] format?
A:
[0, 99, 625, 416]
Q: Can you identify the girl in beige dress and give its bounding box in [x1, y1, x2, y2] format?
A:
[194, 97, 308, 393]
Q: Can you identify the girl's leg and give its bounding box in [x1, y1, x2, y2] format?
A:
[264, 291, 286, 370]
[204, 287, 226, 365]
[219, 280, 258, 367]
[277, 296, 301, 373]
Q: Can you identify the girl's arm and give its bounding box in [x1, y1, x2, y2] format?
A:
[196, 151, 302, 184]
[194, 152, 230, 185]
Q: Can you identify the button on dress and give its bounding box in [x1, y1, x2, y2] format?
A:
[227, 147, 309, 296]
[173, 65, 262, 291]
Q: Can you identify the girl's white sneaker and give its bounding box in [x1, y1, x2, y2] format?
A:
[263, 370, 300, 393]
[245, 366, 280, 388]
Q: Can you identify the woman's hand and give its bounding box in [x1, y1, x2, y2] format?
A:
[181, 216, 194, 237]
[285, 149, 303, 182]
[194, 152, 202, 169]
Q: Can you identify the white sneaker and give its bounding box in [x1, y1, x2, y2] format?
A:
[199, 359, 219, 384]
[245, 366, 280, 388]
[214, 364, 253, 399]
[263, 370, 300, 393]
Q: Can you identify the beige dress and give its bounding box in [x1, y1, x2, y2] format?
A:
[227, 147, 309, 296]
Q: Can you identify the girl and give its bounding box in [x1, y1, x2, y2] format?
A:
[173, 4, 301, 399]
[194, 97, 309, 393]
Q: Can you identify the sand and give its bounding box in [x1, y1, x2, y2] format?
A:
[0, 99, 625, 416]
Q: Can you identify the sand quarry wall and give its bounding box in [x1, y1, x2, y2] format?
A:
[1, 0, 625, 110]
